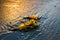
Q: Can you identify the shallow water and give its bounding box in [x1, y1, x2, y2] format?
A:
[0, 0, 60, 40]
